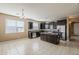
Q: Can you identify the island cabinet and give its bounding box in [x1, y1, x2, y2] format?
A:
[40, 32, 60, 45]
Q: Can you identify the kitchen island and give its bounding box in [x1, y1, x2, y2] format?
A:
[40, 32, 60, 45]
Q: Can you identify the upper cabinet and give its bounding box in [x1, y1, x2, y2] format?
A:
[40, 22, 46, 29]
[28, 22, 33, 29]
[57, 19, 67, 25]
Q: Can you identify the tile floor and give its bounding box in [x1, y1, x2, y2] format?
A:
[0, 37, 79, 55]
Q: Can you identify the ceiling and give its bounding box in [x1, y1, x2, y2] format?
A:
[0, 3, 79, 21]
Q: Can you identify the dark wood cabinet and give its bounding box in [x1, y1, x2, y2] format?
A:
[40, 33, 60, 45]
[28, 30, 41, 38]
[40, 22, 46, 29]
[28, 22, 33, 29]
[57, 19, 67, 25]
[53, 22, 57, 29]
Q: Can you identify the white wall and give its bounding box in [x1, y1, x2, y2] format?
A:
[0, 3, 79, 21]
[74, 23, 79, 35]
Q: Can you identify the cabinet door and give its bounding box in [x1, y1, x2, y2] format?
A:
[29, 22, 33, 29]
[53, 22, 57, 29]
[40, 23, 45, 29]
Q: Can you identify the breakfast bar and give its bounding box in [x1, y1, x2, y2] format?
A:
[40, 32, 60, 45]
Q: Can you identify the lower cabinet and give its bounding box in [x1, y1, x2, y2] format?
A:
[40, 33, 60, 45]
[28, 31, 40, 38]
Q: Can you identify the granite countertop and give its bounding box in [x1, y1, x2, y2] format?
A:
[28, 29, 41, 32]
[28, 29, 50, 32]
[41, 32, 58, 35]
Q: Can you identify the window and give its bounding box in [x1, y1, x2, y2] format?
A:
[45, 24, 48, 29]
[6, 19, 16, 33]
[5, 19, 24, 33]
[50, 25, 53, 29]
[16, 21, 24, 32]
[33, 22, 39, 30]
